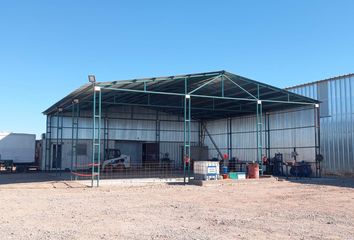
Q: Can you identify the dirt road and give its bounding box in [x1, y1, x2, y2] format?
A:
[0, 175, 353, 240]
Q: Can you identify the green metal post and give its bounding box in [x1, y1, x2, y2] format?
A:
[92, 87, 96, 187]
[221, 75, 224, 97]
[45, 115, 52, 171]
[92, 85, 102, 187]
[266, 114, 271, 160]
[71, 105, 74, 180]
[71, 99, 79, 181]
[183, 77, 191, 184]
[259, 101, 263, 175]
[183, 79, 187, 184]
[60, 111, 63, 176]
[314, 104, 321, 177]
[155, 110, 160, 164]
[97, 90, 101, 187]
[227, 117, 232, 162]
[187, 96, 191, 182]
[256, 84, 263, 175]
[103, 117, 108, 162]
[55, 110, 61, 175]
[256, 102, 259, 164]
[75, 103, 79, 179]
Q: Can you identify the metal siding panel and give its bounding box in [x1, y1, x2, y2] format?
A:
[231, 116, 258, 162]
[287, 76, 354, 174]
[205, 108, 315, 161]
[268, 107, 315, 162]
[114, 141, 142, 165]
[159, 142, 198, 168]
[160, 120, 199, 142]
[204, 119, 229, 159]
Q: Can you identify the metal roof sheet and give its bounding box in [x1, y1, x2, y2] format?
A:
[43, 70, 318, 119]
[285, 73, 354, 90]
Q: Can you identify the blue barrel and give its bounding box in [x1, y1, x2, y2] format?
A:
[222, 166, 228, 174]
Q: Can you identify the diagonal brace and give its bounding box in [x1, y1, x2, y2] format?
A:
[223, 75, 257, 100]
[188, 75, 222, 94]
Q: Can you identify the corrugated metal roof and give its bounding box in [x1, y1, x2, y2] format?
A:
[285, 73, 354, 90]
[43, 70, 318, 119]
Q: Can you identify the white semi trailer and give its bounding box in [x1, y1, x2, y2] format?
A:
[0, 132, 36, 172]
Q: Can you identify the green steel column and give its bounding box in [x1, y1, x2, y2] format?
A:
[59, 109, 63, 176]
[314, 104, 321, 177]
[92, 85, 102, 187]
[266, 114, 271, 160]
[45, 115, 52, 171]
[187, 96, 191, 182]
[183, 77, 187, 184]
[221, 75, 224, 97]
[256, 100, 264, 175]
[227, 117, 232, 162]
[103, 117, 108, 162]
[71, 105, 74, 180]
[56, 110, 60, 175]
[183, 100, 187, 184]
[71, 99, 79, 181]
[259, 101, 263, 175]
[97, 89, 102, 187]
[75, 103, 79, 179]
[256, 101, 259, 163]
[92, 86, 96, 187]
[155, 110, 160, 163]
[55, 108, 63, 175]
[256, 85, 259, 168]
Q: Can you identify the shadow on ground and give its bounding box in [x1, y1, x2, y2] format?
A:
[0, 172, 71, 185]
[280, 176, 354, 189]
[1, 172, 354, 190]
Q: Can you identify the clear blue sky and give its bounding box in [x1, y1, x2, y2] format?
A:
[0, 0, 353, 137]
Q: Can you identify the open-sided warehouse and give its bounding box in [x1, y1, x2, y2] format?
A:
[42, 71, 320, 186]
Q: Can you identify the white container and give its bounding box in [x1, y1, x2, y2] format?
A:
[194, 161, 220, 180]
[0, 132, 36, 163]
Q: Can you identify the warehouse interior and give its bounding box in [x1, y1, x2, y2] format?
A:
[42, 71, 321, 186]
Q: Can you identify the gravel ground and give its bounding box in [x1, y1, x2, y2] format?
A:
[0, 174, 354, 240]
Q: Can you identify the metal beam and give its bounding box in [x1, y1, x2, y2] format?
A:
[188, 75, 221, 94]
[223, 75, 257, 100]
[95, 100, 254, 114]
[99, 86, 315, 106]
[202, 123, 224, 160]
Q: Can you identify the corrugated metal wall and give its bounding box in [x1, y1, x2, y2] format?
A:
[204, 107, 316, 163]
[288, 75, 354, 174]
[46, 104, 318, 171]
[46, 106, 198, 170]
[268, 108, 316, 162]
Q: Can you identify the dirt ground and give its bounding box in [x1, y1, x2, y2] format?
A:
[0, 174, 354, 240]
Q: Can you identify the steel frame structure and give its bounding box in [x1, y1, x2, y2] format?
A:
[86, 72, 318, 186]
[43, 71, 320, 187]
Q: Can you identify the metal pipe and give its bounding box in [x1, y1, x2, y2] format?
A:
[223, 75, 257, 99]
[202, 123, 224, 160]
[188, 75, 221, 94]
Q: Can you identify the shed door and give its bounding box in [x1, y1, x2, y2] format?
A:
[142, 143, 159, 166]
